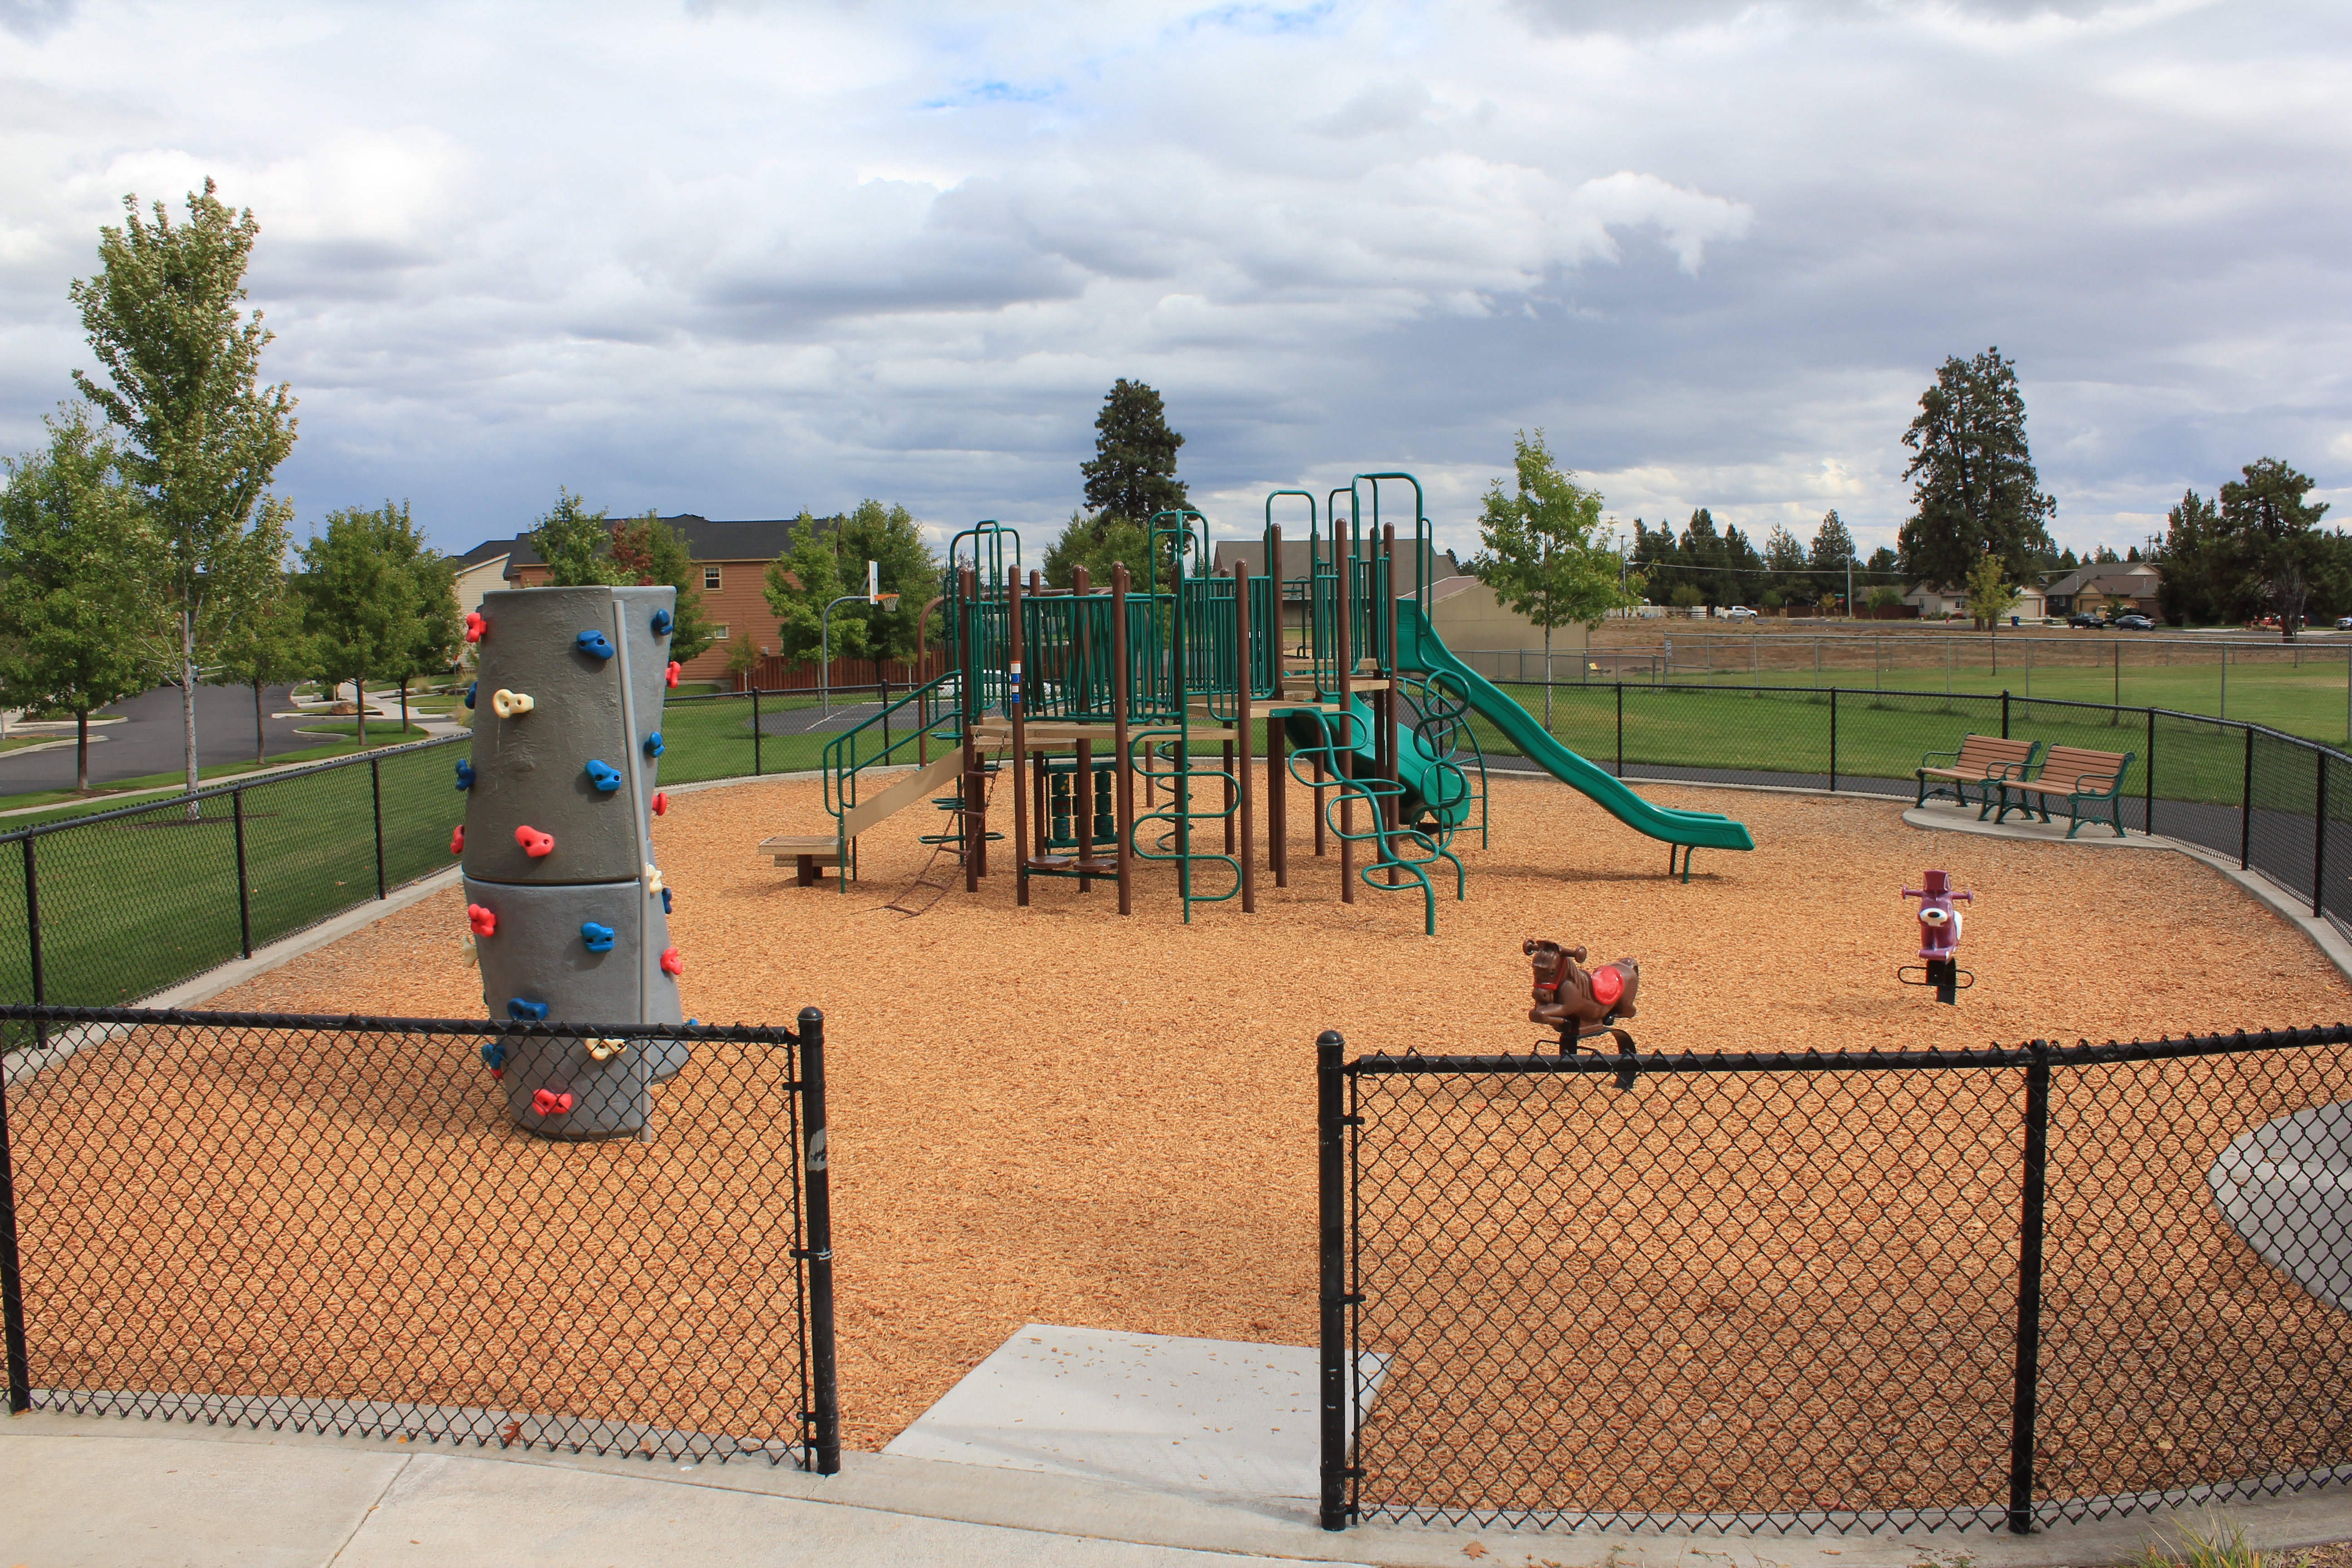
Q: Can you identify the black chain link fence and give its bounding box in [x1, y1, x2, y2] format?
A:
[1318, 1027, 2352, 1535]
[0, 1004, 840, 1471]
[0, 686, 911, 1024]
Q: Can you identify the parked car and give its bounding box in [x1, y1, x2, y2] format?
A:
[1720, 604, 1758, 621]
[2067, 612, 2103, 628]
[2113, 613, 2155, 630]
[2336, 616, 2352, 631]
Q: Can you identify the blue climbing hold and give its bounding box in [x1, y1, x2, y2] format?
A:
[661, 887, 672, 914]
[580, 921, 616, 953]
[465, 680, 477, 710]
[576, 628, 615, 660]
[583, 759, 622, 793]
[643, 731, 664, 759]
[651, 608, 673, 637]
[507, 998, 549, 1021]
[455, 759, 475, 791]
[480, 1041, 505, 1069]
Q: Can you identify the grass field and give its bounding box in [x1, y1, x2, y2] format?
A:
[0, 724, 436, 822]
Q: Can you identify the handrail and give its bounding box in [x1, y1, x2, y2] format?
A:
[821, 671, 958, 820]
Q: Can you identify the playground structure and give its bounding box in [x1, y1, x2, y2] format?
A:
[456, 584, 690, 1138]
[795, 473, 1755, 932]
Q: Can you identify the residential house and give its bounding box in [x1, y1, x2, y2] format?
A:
[2045, 564, 2160, 618]
[1902, 581, 2051, 622]
[496, 515, 804, 682]
[452, 538, 515, 617]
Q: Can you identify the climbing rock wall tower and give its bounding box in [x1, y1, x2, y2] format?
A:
[457, 585, 686, 1140]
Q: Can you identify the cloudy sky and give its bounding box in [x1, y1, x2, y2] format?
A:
[1, 0, 2345, 566]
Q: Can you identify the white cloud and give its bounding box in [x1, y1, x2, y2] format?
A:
[0, 0, 2340, 564]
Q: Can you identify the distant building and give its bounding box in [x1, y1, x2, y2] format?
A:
[1903, 581, 2050, 622]
[482, 515, 805, 682]
[2045, 564, 2159, 617]
[452, 539, 515, 617]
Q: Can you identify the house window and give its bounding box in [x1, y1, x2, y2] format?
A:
[713, 624, 729, 639]
[703, 565, 722, 589]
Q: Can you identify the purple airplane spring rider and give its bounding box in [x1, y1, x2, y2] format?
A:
[1899, 869, 1974, 1004]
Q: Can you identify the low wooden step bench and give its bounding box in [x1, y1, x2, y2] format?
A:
[1996, 746, 2137, 839]
[760, 833, 844, 886]
[1916, 735, 2045, 818]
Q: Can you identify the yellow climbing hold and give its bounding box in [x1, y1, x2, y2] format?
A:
[491, 687, 535, 718]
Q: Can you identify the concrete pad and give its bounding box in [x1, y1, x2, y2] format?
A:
[338, 1451, 1370, 1568]
[1901, 801, 2160, 848]
[884, 1323, 1382, 1506]
[2211, 1101, 2352, 1310]
[0, 1431, 403, 1567]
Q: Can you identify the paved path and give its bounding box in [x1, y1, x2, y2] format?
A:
[9, 1412, 2352, 1568]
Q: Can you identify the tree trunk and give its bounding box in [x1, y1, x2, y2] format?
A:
[356, 675, 368, 745]
[400, 677, 409, 734]
[253, 681, 266, 766]
[75, 709, 89, 793]
[1542, 625, 1553, 730]
[181, 608, 200, 819]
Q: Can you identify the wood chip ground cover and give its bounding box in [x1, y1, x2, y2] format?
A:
[15, 772, 2352, 1514]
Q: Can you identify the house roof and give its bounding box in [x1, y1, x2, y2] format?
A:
[455, 537, 518, 568]
[2046, 564, 2158, 597]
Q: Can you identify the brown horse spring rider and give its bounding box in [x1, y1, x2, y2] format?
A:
[1524, 939, 1641, 1060]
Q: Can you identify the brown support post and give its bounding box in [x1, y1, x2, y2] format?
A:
[1009, 565, 1030, 908]
[1336, 564, 1355, 904]
[1074, 564, 1094, 892]
[960, 566, 982, 892]
[1235, 559, 1256, 913]
[1112, 563, 1134, 916]
[1382, 524, 1401, 886]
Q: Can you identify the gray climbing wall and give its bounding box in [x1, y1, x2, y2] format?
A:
[458, 585, 688, 1140]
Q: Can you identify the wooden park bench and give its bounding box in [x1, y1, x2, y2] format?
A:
[760, 833, 844, 886]
[1995, 745, 2136, 839]
[1916, 735, 2045, 818]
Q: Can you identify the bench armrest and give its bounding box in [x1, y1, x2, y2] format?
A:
[1918, 748, 1961, 767]
[1981, 760, 2035, 781]
[2065, 772, 2122, 796]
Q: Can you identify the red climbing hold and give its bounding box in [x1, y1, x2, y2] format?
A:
[464, 610, 487, 643]
[467, 903, 497, 937]
[450, 824, 465, 855]
[531, 1088, 574, 1116]
[652, 791, 669, 816]
[665, 661, 680, 688]
[515, 824, 555, 858]
[660, 946, 683, 976]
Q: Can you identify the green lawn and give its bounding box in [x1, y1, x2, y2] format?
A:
[0, 726, 436, 824]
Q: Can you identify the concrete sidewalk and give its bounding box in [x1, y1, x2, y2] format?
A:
[11, 1411, 2352, 1568]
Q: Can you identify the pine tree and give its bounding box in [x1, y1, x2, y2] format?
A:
[2223, 458, 2331, 639]
[1896, 348, 2055, 586]
[1079, 380, 1187, 529]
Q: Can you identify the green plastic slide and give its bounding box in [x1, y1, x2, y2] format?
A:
[1392, 599, 1755, 854]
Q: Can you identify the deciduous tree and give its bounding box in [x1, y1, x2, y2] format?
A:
[1467, 429, 1639, 726]
[297, 502, 431, 743]
[1965, 554, 2019, 632]
[69, 180, 298, 803]
[0, 404, 162, 789]
[1896, 348, 2054, 587]
[527, 487, 626, 587]
[763, 514, 862, 670]
[831, 500, 938, 666]
[609, 512, 716, 663]
[207, 502, 310, 764]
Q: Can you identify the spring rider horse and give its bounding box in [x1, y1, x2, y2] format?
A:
[1525, 939, 1642, 1089]
[1898, 870, 1974, 1004]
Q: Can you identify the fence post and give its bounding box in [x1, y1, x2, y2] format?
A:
[370, 755, 386, 900]
[2006, 1040, 2053, 1535]
[1828, 687, 1838, 793]
[1318, 1028, 1351, 1532]
[752, 688, 763, 777]
[798, 1005, 842, 1475]
[21, 838, 42, 1022]
[233, 788, 252, 960]
[2146, 709, 2156, 837]
[0, 1045, 28, 1412]
[2314, 749, 2328, 921]
[1615, 683, 1624, 776]
[2242, 726, 2254, 871]
[2001, 689, 2011, 740]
